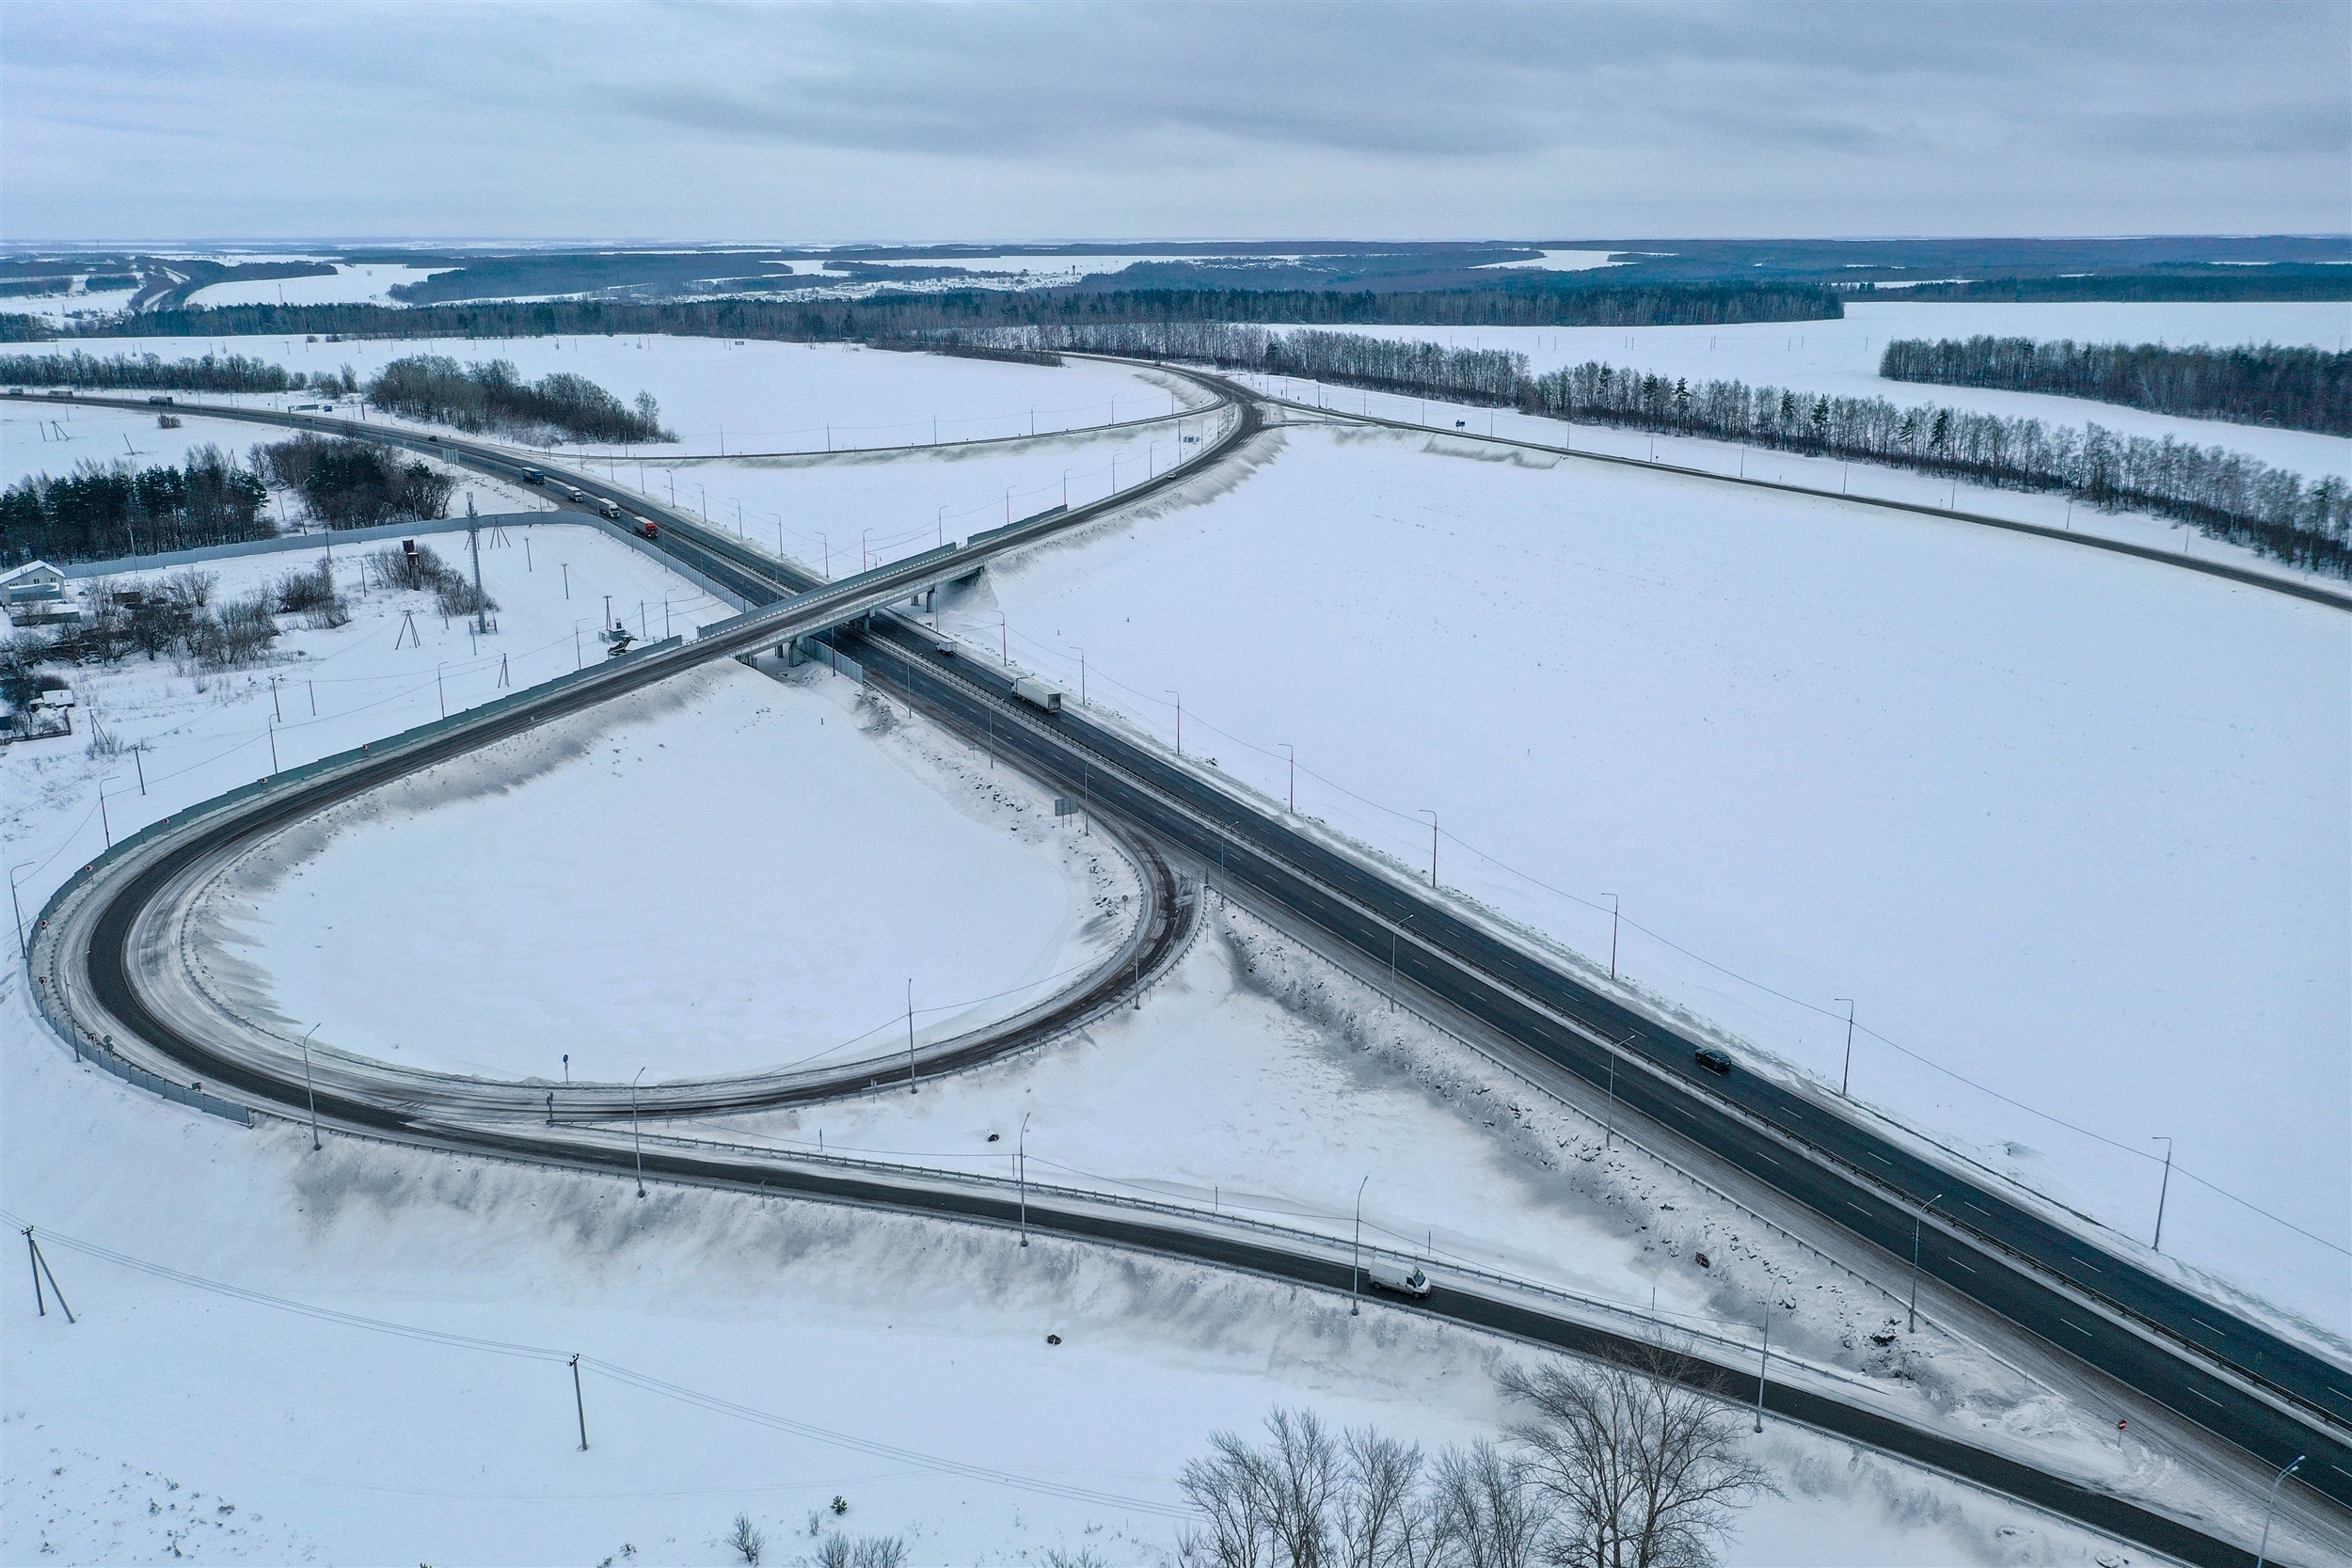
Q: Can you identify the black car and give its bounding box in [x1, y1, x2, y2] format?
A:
[1694, 1047, 1734, 1076]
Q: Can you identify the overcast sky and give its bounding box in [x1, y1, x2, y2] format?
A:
[6, 0, 2346, 245]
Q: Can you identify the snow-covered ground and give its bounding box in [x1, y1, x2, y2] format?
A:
[36, 333, 1208, 458]
[964, 421, 2351, 1338]
[0, 1010, 2173, 1566]
[212, 660, 1130, 1084]
[3, 402, 553, 524]
[588, 417, 1227, 578]
[0, 527, 2194, 1565]
[1234, 369, 2344, 592]
[2, 526, 723, 897]
[182, 262, 454, 309]
[1312, 301, 2352, 479]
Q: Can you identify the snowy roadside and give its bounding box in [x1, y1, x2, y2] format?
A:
[954, 420, 2350, 1343]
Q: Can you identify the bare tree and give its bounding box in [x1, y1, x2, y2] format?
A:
[1500, 1352, 1773, 1568]
[1426, 1439, 1545, 1568]
[1180, 1423, 1281, 1568]
[1338, 1428, 1431, 1568]
[727, 1512, 765, 1565]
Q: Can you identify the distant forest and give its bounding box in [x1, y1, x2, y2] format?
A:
[1879, 337, 2350, 436]
[1878, 271, 2351, 305]
[1, 446, 273, 566]
[24, 279, 1842, 350]
[1030, 321, 2351, 578]
[364, 355, 672, 444]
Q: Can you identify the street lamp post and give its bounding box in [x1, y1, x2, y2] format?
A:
[631, 1069, 646, 1197]
[2152, 1137, 2174, 1251]
[2255, 1455, 2305, 1568]
[1754, 1306, 1771, 1433]
[299, 1023, 323, 1150]
[1351, 1174, 1370, 1315]
[1018, 1111, 1031, 1247]
[1908, 1192, 1944, 1332]
[1836, 999, 1856, 1096]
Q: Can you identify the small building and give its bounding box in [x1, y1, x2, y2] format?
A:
[0, 561, 79, 626]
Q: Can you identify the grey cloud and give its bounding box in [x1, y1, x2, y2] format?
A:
[2, 0, 2344, 242]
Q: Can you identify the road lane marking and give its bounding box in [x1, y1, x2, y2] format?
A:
[2059, 1318, 2093, 1337]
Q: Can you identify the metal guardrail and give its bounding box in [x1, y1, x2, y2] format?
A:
[601, 1123, 1886, 1388]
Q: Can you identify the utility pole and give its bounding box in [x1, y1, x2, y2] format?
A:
[1073, 647, 1086, 706]
[1836, 999, 1856, 1096]
[1602, 894, 1619, 980]
[2152, 1136, 2173, 1251]
[570, 1354, 590, 1450]
[299, 1023, 322, 1150]
[1908, 1192, 1943, 1332]
[468, 496, 487, 636]
[1281, 744, 1295, 811]
[1754, 1306, 1771, 1433]
[1420, 809, 1438, 887]
[1167, 689, 1182, 755]
[1351, 1174, 1370, 1316]
[9, 861, 35, 962]
[1018, 1111, 1030, 1247]
[631, 1069, 646, 1197]
[906, 979, 918, 1093]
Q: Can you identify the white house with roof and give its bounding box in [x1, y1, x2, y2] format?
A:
[1, 560, 80, 626]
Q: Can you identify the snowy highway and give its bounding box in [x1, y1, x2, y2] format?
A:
[20, 375, 2351, 1561]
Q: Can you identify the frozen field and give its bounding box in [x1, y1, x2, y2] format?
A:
[213, 660, 1127, 1083]
[3, 402, 554, 523]
[183, 261, 452, 308]
[1321, 301, 2352, 479]
[43, 332, 1208, 457]
[0, 979, 2198, 1567]
[593, 412, 1229, 578]
[1234, 371, 2343, 591]
[970, 422, 2351, 1335]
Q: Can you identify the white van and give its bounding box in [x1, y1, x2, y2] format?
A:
[1366, 1259, 1432, 1298]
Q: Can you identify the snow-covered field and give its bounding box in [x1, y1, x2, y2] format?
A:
[2, 526, 723, 897]
[1316, 301, 2352, 479]
[213, 660, 1129, 1084]
[1233, 368, 2343, 592]
[3, 402, 554, 524]
[590, 417, 1226, 578]
[38, 333, 1208, 458]
[0, 1007, 2168, 1566]
[183, 262, 453, 309]
[0, 521, 2191, 1563]
[967, 421, 2351, 1337]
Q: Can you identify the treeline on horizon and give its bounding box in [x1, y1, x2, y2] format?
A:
[1880, 336, 2350, 436]
[2, 278, 1843, 349]
[364, 355, 672, 444]
[1025, 321, 2351, 578]
[1877, 270, 2351, 305]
